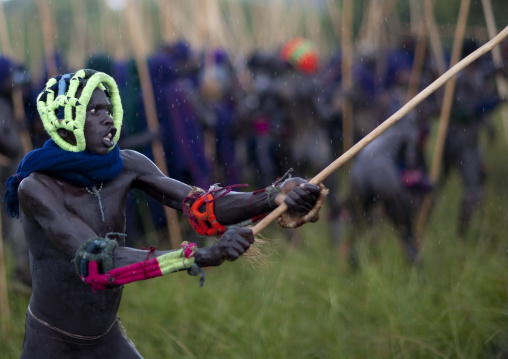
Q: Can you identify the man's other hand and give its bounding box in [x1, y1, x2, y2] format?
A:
[194, 227, 254, 267]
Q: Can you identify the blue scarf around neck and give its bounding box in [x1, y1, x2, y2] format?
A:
[3, 139, 124, 219]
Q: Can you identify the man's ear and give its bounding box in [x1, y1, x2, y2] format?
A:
[57, 128, 77, 145]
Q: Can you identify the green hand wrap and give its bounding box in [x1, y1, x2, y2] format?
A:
[74, 237, 118, 277]
[37, 69, 124, 152]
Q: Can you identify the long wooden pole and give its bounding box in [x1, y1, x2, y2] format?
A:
[125, 0, 182, 248]
[252, 25, 508, 236]
[0, 5, 10, 322]
[0, 3, 13, 329]
[209, 0, 228, 49]
[0, 0, 11, 57]
[410, 0, 421, 35]
[481, 0, 508, 144]
[0, 0, 31, 155]
[407, 10, 427, 101]
[416, 0, 471, 237]
[223, 0, 247, 54]
[303, 0, 321, 51]
[115, 7, 127, 60]
[0, 213, 10, 333]
[69, 0, 87, 70]
[0, 1, 10, 316]
[424, 0, 446, 75]
[11, 12, 25, 63]
[341, 0, 354, 154]
[224, 0, 252, 54]
[158, 0, 177, 44]
[326, 0, 341, 42]
[407, 0, 428, 102]
[201, 1, 218, 169]
[35, 0, 58, 78]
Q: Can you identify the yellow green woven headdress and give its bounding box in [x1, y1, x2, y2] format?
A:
[37, 69, 123, 152]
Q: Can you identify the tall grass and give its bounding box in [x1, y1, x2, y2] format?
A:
[1, 115, 508, 359]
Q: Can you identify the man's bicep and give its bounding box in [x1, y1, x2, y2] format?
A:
[124, 150, 193, 208]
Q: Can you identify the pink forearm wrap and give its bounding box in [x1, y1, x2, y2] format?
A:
[81, 242, 197, 291]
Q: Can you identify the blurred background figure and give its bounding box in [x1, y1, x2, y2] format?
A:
[442, 39, 503, 236]
[344, 54, 431, 267]
[149, 40, 212, 189]
[234, 50, 287, 188]
[347, 42, 385, 143]
[276, 38, 343, 245]
[198, 48, 244, 185]
[346, 116, 426, 267]
[0, 56, 32, 287]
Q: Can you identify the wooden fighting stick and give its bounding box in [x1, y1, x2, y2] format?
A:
[252, 25, 508, 237]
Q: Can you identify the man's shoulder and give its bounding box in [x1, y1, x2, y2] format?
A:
[120, 149, 154, 172]
[18, 173, 61, 198]
[118, 148, 167, 183]
[17, 173, 65, 217]
[120, 149, 146, 162]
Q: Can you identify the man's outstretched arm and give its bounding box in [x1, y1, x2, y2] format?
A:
[125, 149, 323, 227]
[76, 227, 254, 290]
[212, 177, 322, 225]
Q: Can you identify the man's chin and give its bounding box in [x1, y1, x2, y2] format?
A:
[102, 138, 115, 148]
[86, 144, 113, 155]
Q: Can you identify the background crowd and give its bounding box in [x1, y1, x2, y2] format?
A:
[1, 31, 507, 284]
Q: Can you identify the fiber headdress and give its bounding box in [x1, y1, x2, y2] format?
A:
[37, 69, 123, 152]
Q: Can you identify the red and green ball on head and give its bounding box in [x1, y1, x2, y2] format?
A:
[280, 37, 319, 74]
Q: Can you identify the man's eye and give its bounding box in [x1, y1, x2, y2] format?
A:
[90, 108, 97, 114]
[107, 110, 112, 116]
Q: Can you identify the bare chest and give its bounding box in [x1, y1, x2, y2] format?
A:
[63, 180, 130, 234]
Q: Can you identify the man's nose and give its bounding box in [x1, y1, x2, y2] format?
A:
[103, 113, 114, 125]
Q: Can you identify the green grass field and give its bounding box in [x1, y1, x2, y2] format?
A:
[2, 114, 508, 358]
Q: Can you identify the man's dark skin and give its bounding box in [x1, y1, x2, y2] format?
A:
[17, 88, 320, 358]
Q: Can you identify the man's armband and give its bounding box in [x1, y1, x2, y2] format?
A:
[183, 186, 226, 237]
[75, 238, 204, 291]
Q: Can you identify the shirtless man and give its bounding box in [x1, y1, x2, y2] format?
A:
[346, 60, 429, 266]
[348, 116, 422, 265]
[3, 69, 322, 358]
[443, 39, 501, 236]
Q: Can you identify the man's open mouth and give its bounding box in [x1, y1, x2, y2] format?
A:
[102, 127, 117, 147]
